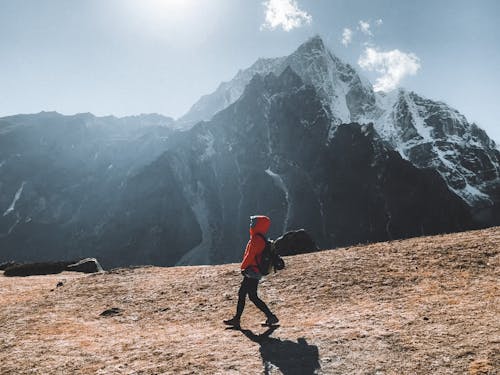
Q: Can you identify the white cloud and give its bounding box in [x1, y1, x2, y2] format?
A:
[341, 28, 353, 46]
[358, 20, 372, 36]
[358, 47, 421, 92]
[261, 0, 312, 32]
[375, 18, 383, 26]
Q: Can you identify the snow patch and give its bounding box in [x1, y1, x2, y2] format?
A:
[3, 181, 26, 216]
[433, 144, 458, 171]
[6, 216, 21, 236]
[198, 132, 216, 162]
[265, 168, 290, 233]
[404, 92, 432, 142]
[176, 182, 212, 266]
[451, 183, 491, 205]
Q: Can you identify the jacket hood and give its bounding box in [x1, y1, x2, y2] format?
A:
[249, 215, 271, 236]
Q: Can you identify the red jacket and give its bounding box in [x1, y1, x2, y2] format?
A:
[241, 215, 271, 272]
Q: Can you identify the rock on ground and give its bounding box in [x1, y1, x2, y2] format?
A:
[66, 258, 103, 274]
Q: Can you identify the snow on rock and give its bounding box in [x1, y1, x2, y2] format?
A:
[176, 182, 212, 266]
[3, 216, 21, 237]
[265, 168, 291, 233]
[198, 131, 216, 162]
[3, 181, 26, 217]
[364, 88, 500, 205]
[451, 184, 491, 205]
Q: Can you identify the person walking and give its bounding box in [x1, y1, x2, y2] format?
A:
[224, 215, 279, 328]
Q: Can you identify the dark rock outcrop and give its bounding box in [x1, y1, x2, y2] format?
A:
[99, 307, 123, 317]
[3, 258, 104, 276]
[0, 261, 19, 271]
[4, 261, 74, 277]
[66, 258, 103, 273]
[273, 230, 319, 256]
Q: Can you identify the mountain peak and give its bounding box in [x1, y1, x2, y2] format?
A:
[297, 34, 326, 54]
[178, 34, 363, 128]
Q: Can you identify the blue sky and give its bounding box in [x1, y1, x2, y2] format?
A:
[1, 0, 499, 142]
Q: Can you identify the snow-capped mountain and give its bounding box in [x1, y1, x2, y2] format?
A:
[372, 89, 499, 209]
[177, 36, 500, 219]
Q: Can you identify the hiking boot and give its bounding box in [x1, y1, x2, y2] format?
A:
[265, 314, 279, 325]
[223, 317, 240, 327]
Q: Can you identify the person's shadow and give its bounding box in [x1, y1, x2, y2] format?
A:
[240, 326, 321, 375]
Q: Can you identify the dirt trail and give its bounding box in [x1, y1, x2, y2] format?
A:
[0, 227, 499, 374]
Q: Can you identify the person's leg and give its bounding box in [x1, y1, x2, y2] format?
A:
[247, 278, 274, 318]
[224, 276, 250, 325]
[235, 276, 251, 319]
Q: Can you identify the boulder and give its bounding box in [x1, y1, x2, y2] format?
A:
[100, 307, 123, 317]
[0, 261, 19, 271]
[3, 261, 74, 277]
[66, 258, 103, 273]
[274, 229, 319, 256]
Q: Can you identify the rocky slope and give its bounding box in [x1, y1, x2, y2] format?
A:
[0, 112, 176, 264]
[0, 226, 498, 374]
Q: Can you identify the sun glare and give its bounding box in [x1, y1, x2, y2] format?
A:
[122, 0, 213, 41]
[118, 0, 222, 48]
[144, 0, 193, 12]
[133, 0, 195, 21]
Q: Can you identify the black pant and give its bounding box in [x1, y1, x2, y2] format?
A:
[235, 276, 273, 319]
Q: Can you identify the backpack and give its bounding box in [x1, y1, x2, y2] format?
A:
[255, 233, 285, 275]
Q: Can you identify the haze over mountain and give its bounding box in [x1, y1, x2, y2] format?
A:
[0, 36, 498, 268]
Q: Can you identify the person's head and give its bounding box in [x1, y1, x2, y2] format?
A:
[249, 215, 271, 235]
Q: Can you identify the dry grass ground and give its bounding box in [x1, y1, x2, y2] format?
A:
[0, 227, 499, 374]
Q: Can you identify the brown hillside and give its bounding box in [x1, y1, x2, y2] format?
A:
[0, 227, 499, 374]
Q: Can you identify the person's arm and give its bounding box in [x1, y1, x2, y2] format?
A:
[241, 236, 264, 270]
[240, 241, 252, 270]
